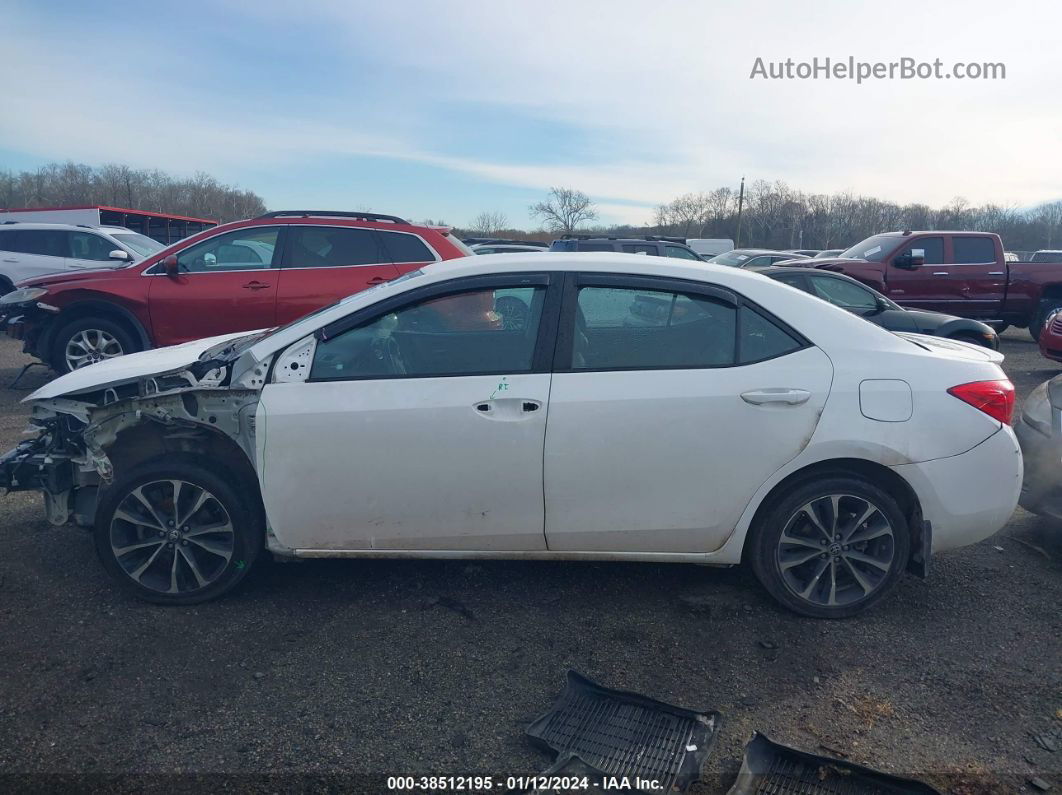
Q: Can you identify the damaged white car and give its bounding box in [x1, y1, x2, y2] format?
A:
[0, 254, 1022, 617]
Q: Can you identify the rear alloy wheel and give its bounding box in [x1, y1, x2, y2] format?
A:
[51, 316, 138, 373]
[750, 477, 910, 618]
[95, 458, 262, 604]
[494, 295, 531, 331]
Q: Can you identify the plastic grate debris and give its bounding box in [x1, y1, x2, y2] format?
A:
[526, 670, 720, 792]
[727, 733, 941, 795]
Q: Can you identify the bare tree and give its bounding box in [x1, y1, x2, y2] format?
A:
[529, 187, 597, 234]
[470, 210, 509, 236]
[1033, 200, 1062, 248]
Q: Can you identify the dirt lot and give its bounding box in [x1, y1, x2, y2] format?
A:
[0, 331, 1059, 793]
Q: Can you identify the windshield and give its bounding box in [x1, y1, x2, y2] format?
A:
[707, 251, 752, 267]
[204, 268, 430, 360]
[840, 235, 901, 263]
[111, 232, 165, 258]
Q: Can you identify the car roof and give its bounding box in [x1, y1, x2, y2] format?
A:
[0, 221, 132, 233]
[240, 251, 910, 369]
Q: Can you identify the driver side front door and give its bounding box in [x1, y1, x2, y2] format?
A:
[257, 273, 560, 552]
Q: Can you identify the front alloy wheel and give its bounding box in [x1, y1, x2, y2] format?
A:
[95, 457, 262, 604]
[65, 328, 125, 370]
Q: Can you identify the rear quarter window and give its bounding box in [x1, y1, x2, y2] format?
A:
[379, 231, 437, 263]
[739, 305, 803, 363]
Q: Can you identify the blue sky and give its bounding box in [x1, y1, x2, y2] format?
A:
[1, 0, 1059, 228]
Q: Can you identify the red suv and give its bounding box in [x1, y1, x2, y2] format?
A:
[0, 211, 471, 372]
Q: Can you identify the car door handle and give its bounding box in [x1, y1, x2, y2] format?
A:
[741, 388, 811, 406]
[988, 271, 1004, 275]
[473, 398, 542, 419]
[1, 258, 16, 263]
[242, 280, 271, 290]
[367, 276, 388, 285]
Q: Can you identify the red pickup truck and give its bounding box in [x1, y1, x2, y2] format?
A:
[791, 231, 1062, 339]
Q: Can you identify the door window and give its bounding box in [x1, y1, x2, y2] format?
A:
[952, 236, 996, 264]
[175, 228, 279, 272]
[287, 226, 383, 268]
[665, 245, 701, 260]
[621, 244, 657, 255]
[69, 232, 119, 261]
[12, 230, 66, 258]
[573, 286, 736, 369]
[575, 242, 615, 252]
[310, 286, 545, 380]
[378, 231, 436, 263]
[743, 256, 773, 266]
[896, 237, 943, 265]
[807, 275, 878, 311]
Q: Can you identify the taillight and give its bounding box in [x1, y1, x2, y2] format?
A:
[947, 379, 1015, 425]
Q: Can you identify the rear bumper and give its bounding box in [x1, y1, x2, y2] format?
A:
[890, 427, 1021, 553]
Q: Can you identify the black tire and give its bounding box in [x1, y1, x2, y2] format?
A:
[0, 276, 13, 297]
[1029, 301, 1062, 342]
[989, 322, 1009, 334]
[748, 476, 910, 619]
[94, 455, 264, 605]
[50, 316, 139, 374]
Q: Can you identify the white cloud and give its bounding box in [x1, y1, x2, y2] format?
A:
[2, 0, 1060, 225]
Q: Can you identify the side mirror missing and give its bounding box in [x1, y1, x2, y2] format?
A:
[108, 249, 131, 261]
[162, 254, 180, 277]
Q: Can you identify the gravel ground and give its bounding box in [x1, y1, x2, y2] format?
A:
[0, 330, 1059, 794]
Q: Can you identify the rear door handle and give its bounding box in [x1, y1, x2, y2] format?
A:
[242, 280, 270, 290]
[988, 271, 1004, 275]
[932, 272, 949, 276]
[368, 276, 388, 285]
[1, 258, 17, 263]
[741, 388, 811, 406]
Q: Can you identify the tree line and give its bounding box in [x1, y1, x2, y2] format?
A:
[0, 162, 267, 223]
[462, 184, 1062, 252]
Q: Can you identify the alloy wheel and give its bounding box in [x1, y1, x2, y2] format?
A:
[776, 493, 896, 608]
[65, 329, 124, 370]
[109, 479, 235, 595]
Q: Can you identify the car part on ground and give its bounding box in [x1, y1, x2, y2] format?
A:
[526, 671, 719, 793]
[0, 253, 1022, 614]
[726, 732, 941, 794]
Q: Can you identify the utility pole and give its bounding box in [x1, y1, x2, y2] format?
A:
[734, 176, 745, 248]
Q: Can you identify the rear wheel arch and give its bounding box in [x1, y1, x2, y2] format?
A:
[743, 458, 923, 563]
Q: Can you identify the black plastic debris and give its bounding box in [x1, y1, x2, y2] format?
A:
[526, 670, 720, 793]
[727, 732, 941, 794]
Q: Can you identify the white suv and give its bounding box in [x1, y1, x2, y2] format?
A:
[0, 222, 165, 294]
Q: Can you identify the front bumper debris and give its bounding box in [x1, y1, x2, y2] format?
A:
[0, 438, 73, 493]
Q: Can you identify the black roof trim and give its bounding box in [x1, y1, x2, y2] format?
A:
[257, 211, 408, 224]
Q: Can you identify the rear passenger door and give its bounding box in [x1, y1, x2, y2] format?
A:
[276, 225, 400, 325]
[0, 229, 70, 282]
[543, 274, 833, 554]
[951, 235, 1005, 317]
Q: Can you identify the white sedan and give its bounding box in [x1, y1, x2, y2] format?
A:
[0, 253, 1022, 617]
